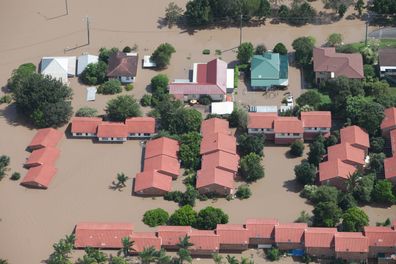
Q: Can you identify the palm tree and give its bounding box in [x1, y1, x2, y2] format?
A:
[212, 253, 223, 264]
[346, 170, 363, 193]
[240, 257, 253, 264]
[177, 235, 193, 249]
[109, 255, 129, 264]
[120, 237, 134, 257]
[226, 255, 239, 264]
[0, 259, 9, 264]
[155, 249, 172, 264]
[117, 173, 129, 188]
[177, 248, 192, 264]
[139, 246, 157, 264]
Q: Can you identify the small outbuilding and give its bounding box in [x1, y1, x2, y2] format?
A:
[21, 164, 57, 189]
[77, 54, 99, 76]
[25, 147, 60, 168]
[28, 128, 63, 151]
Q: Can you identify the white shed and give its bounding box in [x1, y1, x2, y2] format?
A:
[77, 54, 99, 75]
[211, 102, 234, 115]
[86, 87, 97, 101]
[143, 55, 157, 68]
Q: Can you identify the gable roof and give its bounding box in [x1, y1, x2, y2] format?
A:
[274, 223, 307, 244]
[125, 117, 156, 134]
[201, 118, 230, 137]
[363, 226, 396, 247]
[300, 111, 332, 128]
[41, 57, 69, 83]
[196, 167, 234, 190]
[216, 224, 249, 245]
[340, 125, 370, 150]
[247, 112, 278, 129]
[273, 117, 303, 134]
[145, 137, 179, 159]
[381, 107, 396, 132]
[384, 156, 396, 181]
[251, 53, 288, 87]
[130, 232, 162, 252]
[304, 227, 337, 248]
[71, 117, 102, 134]
[391, 129, 396, 155]
[107, 52, 138, 77]
[21, 164, 57, 189]
[327, 143, 366, 166]
[74, 222, 134, 248]
[97, 122, 128, 138]
[200, 133, 236, 155]
[379, 48, 396, 67]
[77, 54, 99, 75]
[245, 219, 279, 239]
[156, 226, 192, 246]
[334, 232, 369, 253]
[25, 147, 60, 168]
[28, 128, 63, 150]
[201, 150, 239, 173]
[319, 159, 357, 182]
[134, 170, 172, 193]
[313, 47, 364, 79]
[144, 155, 180, 178]
[189, 230, 220, 252]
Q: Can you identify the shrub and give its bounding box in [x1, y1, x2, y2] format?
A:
[125, 84, 134, 91]
[168, 205, 197, 226]
[294, 161, 316, 185]
[10, 172, 21, 181]
[300, 184, 318, 200]
[98, 47, 119, 63]
[239, 153, 265, 182]
[151, 43, 176, 69]
[0, 95, 12, 104]
[202, 49, 210, 55]
[266, 248, 280, 261]
[198, 95, 211, 105]
[7, 63, 36, 92]
[238, 133, 265, 157]
[80, 61, 108, 85]
[235, 185, 252, 199]
[255, 44, 267, 55]
[105, 95, 142, 121]
[75, 107, 98, 117]
[273, 43, 288, 55]
[143, 208, 169, 227]
[97, 80, 122, 95]
[372, 180, 395, 204]
[140, 94, 152, 107]
[215, 49, 222, 55]
[327, 33, 343, 47]
[290, 140, 305, 157]
[164, 191, 183, 203]
[237, 42, 254, 64]
[122, 46, 132, 53]
[195, 206, 228, 230]
[234, 66, 239, 88]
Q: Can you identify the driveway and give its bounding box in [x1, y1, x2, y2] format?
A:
[369, 27, 396, 39]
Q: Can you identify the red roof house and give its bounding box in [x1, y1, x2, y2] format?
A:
[216, 224, 249, 251]
[189, 230, 220, 255]
[71, 117, 102, 137]
[275, 223, 307, 250]
[25, 147, 60, 168]
[144, 155, 180, 179]
[97, 122, 128, 142]
[245, 219, 278, 245]
[201, 150, 239, 173]
[319, 159, 357, 190]
[21, 164, 57, 189]
[28, 128, 63, 151]
[304, 228, 337, 257]
[107, 52, 138, 82]
[125, 117, 156, 137]
[340, 125, 370, 152]
[327, 143, 366, 167]
[201, 118, 230, 137]
[274, 117, 303, 144]
[134, 170, 172, 196]
[381, 107, 396, 135]
[247, 112, 278, 140]
[145, 137, 179, 159]
[364, 226, 396, 254]
[334, 232, 369, 261]
[301, 111, 331, 140]
[384, 156, 396, 184]
[196, 168, 234, 196]
[74, 222, 134, 249]
[200, 133, 236, 155]
[156, 226, 192, 249]
[130, 232, 162, 252]
[390, 129, 396, 155]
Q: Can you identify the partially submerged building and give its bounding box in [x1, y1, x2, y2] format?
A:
[250, 52, 288, 90]
[107, 51, 138, 84]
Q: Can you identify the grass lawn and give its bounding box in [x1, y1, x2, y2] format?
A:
[337, 39, 396, 53]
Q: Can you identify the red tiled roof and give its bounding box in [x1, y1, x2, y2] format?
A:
[125, 117, 156, 134]
[391, 130, 396, 155]
[300, 111, 332, 129]
[340, 125, 369, 150]
[157, 226, 192, 246]
[245, 219, 279, 239]
[25, 147, 60, 168]
[196, 168, 234, 190]
[274, 223, 307, 244]
[201, 118, 230, 137]
[97, 122, 128, 138]
[274, 117, 303, 134]
[247, 112, 278, 129]
[313, 47, 364, 79]
[134, 170, 172, 193]
[130, 232, 162, 252]
[145, 137, 179, 159]
[107, 52, 138, 77]
[384, 156, 396, 181]
[200, 133, 236, 155]
[144, 155, 180, 178]
[364, 226, 396, 247]
[28, 128, 62, 150]
[71, 117, 102, 134]
[201, 150, 239, 173]
[74, 222, 134, 248]
[327, 143, 366, 166]
[319, 159, 357, 182]
[216, 224, 249, 245]
[21, 164, 57, 189]
[381, 107, 396, 131]
[334, 232, 369, 253]
[304, 227, 337, 248]
[189, 230, 220, 252]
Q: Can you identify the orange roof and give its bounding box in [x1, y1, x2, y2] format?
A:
[216, 224, 249, 245]
[384, 156, 396, 181]
[381, 107, 396, 131]
[25, 147, 60, 167]
[71, 117, 102, 134]
[196, 168, 234, 190]
[28, 128, 62, 150]
[201, 118, 230, 137]
[125, 117, 156, 134]
[304, 227, 337, 248]
[273, 117, 303, 134]
[300, 111, 331, 128]
[145, 137, 179, 159]
[157, 226, 192, 246]
[97, 122, 128, 138]
[144, 155, 180, 178]
[200, 133, 236, 155]
[134, 170, 172, 193]
[340, 125, 369, 150]
[130, 232, 162, 252]
[327, 143, 366, 166]
[247, 112, 278, 129]
[201, 150, 239, 173]
[363, 226, 396, 247]
[21, 164, 57, 189]
[189, 230, 220, 252]
[319, 159, 357, 182]
[334, 232, 369, 253]
[274, 223, 307, 244]
[245, 219, 279, 239]
[391, 129, 396, 154]
[74, 222, 134, 248]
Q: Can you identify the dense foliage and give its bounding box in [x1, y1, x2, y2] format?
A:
[7, 63, 36, 91]
[292, 36, 316, 67]
[105, 95, 142, 121]
[239, 153, 265, 182]
[168, 205, 197, 226]
[97, 79, 122, 95]
[237, 42, 254, 64]
[294, 161, 317, 185]
[80, 61, 108, 85]
[290, 140, 305, 157]
[143, 208, 170, 227]
[237, 133, 265, 157]
[194, 206, 229, 230]
[151, 43, 176, 69]
[341, 207, 369, 232]
[75, 107, 98, 117]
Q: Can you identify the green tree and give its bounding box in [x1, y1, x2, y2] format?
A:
[367, 153, 386, 176]
[296, 90, 322, 109]
[195, 206, 229, 230]
[237, 133, 265, 157]
[97, 79, 122, 95]
[290, 140, 305, 157]
[327, 33, 343, 47]
[13, 73, 73, 128]
[266, 248, 280, 261]
[255, 44, 267, 55]
[151, 74, 169, 95]
[341, 207, 369, 232]
[228, 104, 248, 130]
[151, 43, 176, 69]
[294, 161, 317, 185]
[237, 42, 254, 64]
[278, 5, 290, 21]
[179, 185, 199, 207]
[372, 180, 395, 204]
[292, 36, 316, 66]
[99, 47, 119, 64]
[165, 2, 184, 27]
[177, 235, 194, 249]
[171, 108, 202, 135]
[120, 237, 133, 257]
[168, 205, 197, 226]
[307, 139, 326, 167]
[355, 0, 365, 16]
[77, 247, 108, 264]
[295, 210, 312, 225]
[109, 256, 129, 264]
[212, 253, 223, 264]
[312, 201, 342, 227]
[239, 153, 265, 182]
[310, 185, 340, 204]
[235, 184, 252, 200]
[140, 94, 152, 107]
[185, 0, 212, 27]
[106, 95, 142, 121]
[273, 42, 288, 55]
[0, 155, 10, 181]
[75, 107, 98, 117]
[80, 61, 108, 85]
[7, 63, 36, 91]
[370, 137, 385, 153]
[353, 173, 375, 203]
[226, 255, 239, 264]
[364, 64, 376, 82]
[143, 208, 169, 227]
[179, 132, 202, 170]
[338, 193, 357, 211]
[338, 4, 347, 17]
[177, 248, 192, 264]
[139, 246, 157, 264]
[156, 249, 172, 264]
[47, 234, 75, 264]
[113, 172, 129, 190]
[371, 0, 396, 14]
[288, 2, 316, 25]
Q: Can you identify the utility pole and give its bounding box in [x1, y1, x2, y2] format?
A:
[86, 16, 90, 45]
[239, 13, 243, 46]
[65, 0, 69, 15]
[365, 12, 370, 46]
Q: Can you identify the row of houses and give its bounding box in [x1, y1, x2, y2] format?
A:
[74, 219, 396, 261]
[196, 118, 239, 196]
[382, 107, 396, 185]
[21, 128, 63, 189]
[247, 111, 332, 144]
[134, 137, 180, 196]
[70, 117, 156, 142]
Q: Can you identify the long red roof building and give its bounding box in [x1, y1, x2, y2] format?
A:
[21, 164, 57, 189]
[28, 128, 63, 150]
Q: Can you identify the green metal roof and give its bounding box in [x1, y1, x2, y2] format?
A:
[250, 53, 288, 87]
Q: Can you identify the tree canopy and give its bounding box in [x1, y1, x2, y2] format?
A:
[312, 201, 342, 227]
[239, 152, 265, 182]
[294, 161, 317, 185]
[372, 180, 395, 204]
[341, 207, 369, 232]
[97, 79, 122, 95]
[80, 61, 108, 85]
[292, 36, 316, 66]
[237, 42, 254, 64]
[105, 95, 142, 121]
[273, 42, 288, 55]
[178, 132, 202, 170]
[194, 206, 229, 230]
[151, 43, 176, 69]
[75, 107, 98, 117]
[237, 133, 265, 157]
[7, 63, 36, 91]
[143, 208, 170, 227]
[168, 205, 197, 226]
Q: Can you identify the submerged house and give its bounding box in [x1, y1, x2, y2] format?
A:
[250, 52, 288, 90]
[41, 56, 76, 84]
[107, 51, 138, 84]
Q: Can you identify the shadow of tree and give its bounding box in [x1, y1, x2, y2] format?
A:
[0, 103, 35, 129]
[283, 179, 304, 193]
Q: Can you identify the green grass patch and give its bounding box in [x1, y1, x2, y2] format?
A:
[202, 49, 210, 55]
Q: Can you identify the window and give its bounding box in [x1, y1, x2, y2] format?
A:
[76, 133, 82, 136]
[102, 137, 109, 140]
[144, 133, 150, 136]
[293, 133, 300, 136]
